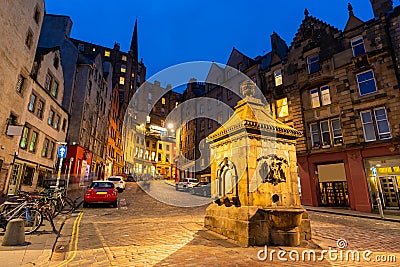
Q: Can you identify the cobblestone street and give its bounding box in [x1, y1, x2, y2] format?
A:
[34, 182, 400, 267]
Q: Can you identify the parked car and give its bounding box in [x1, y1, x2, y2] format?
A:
[83, 181, 118, 208]
[175, 178, 198, 191]
[190, 182, 211, 197]
[107, 176, 126, 192]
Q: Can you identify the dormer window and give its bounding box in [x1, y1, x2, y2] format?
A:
[351, 36, 366, 57]
[307, 54, 320, 74]
[274, 69, 282, 86]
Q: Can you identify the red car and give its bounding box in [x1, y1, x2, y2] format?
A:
[83, 180, 118, 208]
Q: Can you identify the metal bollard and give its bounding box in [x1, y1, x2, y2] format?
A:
[2, 218, 25, 246]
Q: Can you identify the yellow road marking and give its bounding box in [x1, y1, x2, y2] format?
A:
[52, 211, 84, 267]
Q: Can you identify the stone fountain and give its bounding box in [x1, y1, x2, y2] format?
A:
[204, 81, 311, 247]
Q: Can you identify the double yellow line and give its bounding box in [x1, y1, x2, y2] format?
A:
[52, 211, 84, 267]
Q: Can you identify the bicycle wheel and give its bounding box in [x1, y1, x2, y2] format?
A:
[17, 208, 43, 234]
[59, 197, 75, 214]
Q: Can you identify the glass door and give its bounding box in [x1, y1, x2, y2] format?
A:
[8, 163, 22, 195]
[379, 176, 400, 208]
[319, 182, 349, 207]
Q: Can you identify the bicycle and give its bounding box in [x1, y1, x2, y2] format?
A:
[0, 200, 43, 234]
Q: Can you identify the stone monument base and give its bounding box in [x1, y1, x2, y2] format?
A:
[204, 203, 311, 247]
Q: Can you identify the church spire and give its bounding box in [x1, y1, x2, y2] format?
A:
[130, 18, 138, 62]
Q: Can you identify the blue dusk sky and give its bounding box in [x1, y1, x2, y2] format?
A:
[45, 0, 395, 79]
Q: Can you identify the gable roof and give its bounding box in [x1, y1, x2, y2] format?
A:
[289, 10, 342, 50]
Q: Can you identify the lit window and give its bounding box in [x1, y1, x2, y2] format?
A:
[276, 98, 288, 118]
[310, 86, 331, 108]
[307, 54, 320, 74]
[119, 77, 125, 85]
[274, 69, 282, 86]
[41, 138, 49, 157]
[122, 55, 127, 61]
[162, 98, 166, 105]
[121, 65, 126, 73]
[320, 86, 331, 106]
[351, 36, 366, 57]
[48, 110, 54, 125]
[104, 50, 110, 57]
[357, 70, 377, 96]
[20, 127, 29, 149]
[51, 80, 58, 98]
[92, 47, 96, 52]
[16, 75, 25, 93]
[361, 107, 391, 142]
[29, 131, 38, 152]
[146, 116, 151, 123]
[28, 94, 36, 112]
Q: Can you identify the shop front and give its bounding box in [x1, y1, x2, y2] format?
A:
[317, 163, 349, 207]
[364, 156, 400, 210]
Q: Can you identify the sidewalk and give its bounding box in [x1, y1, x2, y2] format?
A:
[0, 214, 67, 267]
[304, 205, 400, 222]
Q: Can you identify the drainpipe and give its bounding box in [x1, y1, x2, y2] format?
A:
[383, 14, 400, 86]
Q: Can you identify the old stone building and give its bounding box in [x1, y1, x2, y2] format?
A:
[260, 1, 400, 212]
[0, 0, 47, 195]
[10, 47, 69, 194]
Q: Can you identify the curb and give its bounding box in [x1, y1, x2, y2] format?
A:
[305, 206, 400, 223]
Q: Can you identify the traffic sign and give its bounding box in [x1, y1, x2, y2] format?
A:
[57, 146, 67, 158]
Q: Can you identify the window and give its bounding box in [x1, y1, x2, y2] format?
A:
[41, 138, 49, 157]
[208, 119, 212, 128]
[361, 107, 391, 142]
[53, 56, 59, 69]
[122, 55, 127, 61]
[166, 145, 170, 151]
[274, 69, 282, 86]
[357, 70, 377, 96]
[48, 141, 55, 159]
[78, 43, 84, 52]
[51, 80, 59, 98]
[28, 94, 36, 112]
[310, 123, 321, 148]
[34, 6, 41, 24]
[351, 36, 366, 57]
[53, 115, 60, 130]
[121, 65, 126, 73]
[45, 74, 51, 90]
[331, 118, 343, 145]
[16, 74, 25, 94]
[61, 118, 66, 131]
[161, 108, 165, 115]
[119, 77, 125, 85]
[20, 127, 29, 149]
[29, 131, 38, 152]
[320, 121, 331, 146]
[104, 50, 110, 57]
[146, 116, 151, 123]
[310, 118, 343, 148]
[310, 86, 331, 108]
[162, 98, 166, 105]
[48, 110, 54, 126]
[25, 30, 33, 49]
[307, 54, 320, 74]
[159, 143, 162, 150]
[276, 98, 288, 118]
[37, 100, 44, 118]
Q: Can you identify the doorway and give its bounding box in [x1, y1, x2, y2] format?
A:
[379, 176, 400, 208]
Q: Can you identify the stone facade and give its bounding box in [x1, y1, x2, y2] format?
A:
[0, 0, 47, 195]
